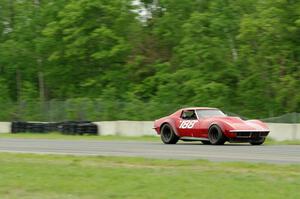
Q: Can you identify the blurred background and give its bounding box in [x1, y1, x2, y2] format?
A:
[0, 0, 299, 122]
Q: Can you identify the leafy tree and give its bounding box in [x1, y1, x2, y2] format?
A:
[0, 0, 299, 121]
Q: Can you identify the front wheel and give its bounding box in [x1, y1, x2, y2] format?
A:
[160, 124, 179, 144]
[208, 125, 226, 145]
[250, 138, 265, 145]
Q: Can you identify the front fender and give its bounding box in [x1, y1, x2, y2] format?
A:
[208, 121, 235, 137]
[247, 119, 269, 129]
[209, 121, 227, 132]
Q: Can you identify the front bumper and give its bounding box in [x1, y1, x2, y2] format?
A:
[228, 130, 269, 139]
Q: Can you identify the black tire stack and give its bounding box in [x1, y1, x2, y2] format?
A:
[11, 121, 98, 135]
[44, 122, 60, 132]
[58, 121, 98, 135]
[26, 122, 48, 133]
[11, 121, 27, 133]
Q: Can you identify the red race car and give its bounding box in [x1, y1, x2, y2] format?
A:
[153, 107, 270, 145]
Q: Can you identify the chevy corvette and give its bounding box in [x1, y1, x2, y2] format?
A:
[153, 107, 270, 145]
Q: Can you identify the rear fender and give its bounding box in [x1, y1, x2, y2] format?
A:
[160, 119, 179, 136]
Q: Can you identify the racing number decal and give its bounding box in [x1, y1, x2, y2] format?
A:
[179, 120, 197, 129]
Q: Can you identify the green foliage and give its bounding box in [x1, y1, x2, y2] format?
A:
[0, 0, 299, 121]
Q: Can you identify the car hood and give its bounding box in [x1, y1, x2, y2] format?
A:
[212, 116, 268, 131]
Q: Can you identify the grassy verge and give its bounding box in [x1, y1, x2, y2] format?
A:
[0, 133, 160, 142]
[265, 137, 300, 145]
[0, 153, 299, 199]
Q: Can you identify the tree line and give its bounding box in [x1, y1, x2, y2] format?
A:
[0, 0, 299, 121]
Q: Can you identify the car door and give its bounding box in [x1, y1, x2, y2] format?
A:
[175, 110, 199, 137]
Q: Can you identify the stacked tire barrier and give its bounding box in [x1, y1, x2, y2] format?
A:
[11, 122, 28, 133]
[58, 121, 98, 135]
[11, 121, 98, 135]
[26, 122, 48, 133]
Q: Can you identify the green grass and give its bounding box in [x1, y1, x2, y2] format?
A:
[265, 137, 300, 145]
[0, 153, 299, 199]
[0, 133, 160, 142]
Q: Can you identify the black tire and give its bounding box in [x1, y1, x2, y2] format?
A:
[201, 140, 211, 145]
[250, 138, 265, 145]
[160, 124, 179, 144]
[208, 125, 226, 145]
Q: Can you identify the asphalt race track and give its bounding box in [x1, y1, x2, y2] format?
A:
[0, 138, 300, 164]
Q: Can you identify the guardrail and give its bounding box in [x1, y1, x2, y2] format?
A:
[266, 123, 300, 141]
[0, 121, 299, 141]
[0, 122, 11, 134]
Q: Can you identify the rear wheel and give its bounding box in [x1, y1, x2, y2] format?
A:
[208, 125, 226, 145]
[160, 124, 179, 144]
[250, 138, 265, 145]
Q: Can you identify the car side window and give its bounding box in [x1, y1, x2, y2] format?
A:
[181, 110, 197, 120]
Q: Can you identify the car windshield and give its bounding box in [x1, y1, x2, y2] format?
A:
[196, 109, 226, 118]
